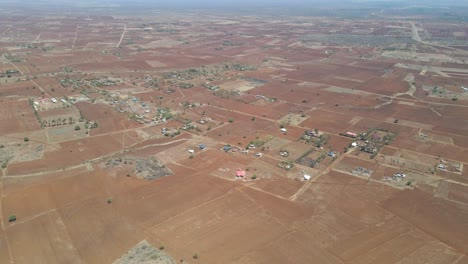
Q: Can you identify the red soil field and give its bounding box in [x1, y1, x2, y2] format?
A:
[383, 189, 468, 255]
[6, 133, 122, 175]
[300, 109, 356, 134]
[0, 99, 40, 134]
[0, 11, 467, 264]
[0, 80, 43, 97]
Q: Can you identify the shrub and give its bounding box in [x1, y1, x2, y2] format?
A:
[106, 198, 113, 204]
[159, 245, 165, 250]
[193, 253, 198, 259]
[8, 215, 16, 222]
[24, 137, 29, 142]
[251, 175, 257, 180]
[75, 125, 81, 130]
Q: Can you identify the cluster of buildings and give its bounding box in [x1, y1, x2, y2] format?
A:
[108, 93, 175, 125]
[222, 144, 263, 157]
[342, 129, 397, 156]
[352, 167, 373, 177]
[32, 96, 70, 111]
[382, 172, 407, 182]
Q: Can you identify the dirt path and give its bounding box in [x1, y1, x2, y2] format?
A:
[0, 178, 14, 263]
[1, 28, 10, 35]
[30, 79, 51, 98]
[72, 25, 79, 49]
[275, 74, 468, 110]
[410, 22, 422, 42]
[116, 23, 127, 48]
[410, 21, 468, 55]
[177, 87, 186, 98]
[4, 57, 23, 75]
[289, 148, 353, 201]
[34, 32, 41, 42]
[147, 185, 247, 230]
[3, 136, 189, 178]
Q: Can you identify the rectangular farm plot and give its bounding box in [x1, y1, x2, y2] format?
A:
[0, 100, 40, 134]
[354, 75, 409, 96]
[383, 189, 468, 254]
[333, 156, 379, 179]
[46, 124, 88, 142]
[262, 137, 314, 160]
[250, 177, 306, 199]
[58, 196, 143, 264]
[219, 79, 258, 92]
[233, 231, 344, 264]
[112, 170, 240, 229]
[6, 134, 122, 175]
[246, 158, 293, 179]
[300, 109, 356, 134]
[394, 241, 463, 264]
[348, 230, 431, 264]
[209, 159, 253, 181]
[147, 189, 291, 264]
[326, 220, 412, 262]
[6, 211, 83, 264]
[2, 183, 56, 225]
[380, 147, 438, 173]
[37, 106, 79, 120]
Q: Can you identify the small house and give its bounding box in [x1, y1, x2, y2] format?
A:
[345, 131, 357, 138]
[235, 169, 246, 178]
[305, 130, 317, 137]
[223, 145, 232, 152]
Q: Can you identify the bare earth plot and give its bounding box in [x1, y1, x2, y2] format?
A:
[0, 6, 467, 264]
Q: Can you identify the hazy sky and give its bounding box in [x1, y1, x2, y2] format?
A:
[1, 0, 467, 13]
